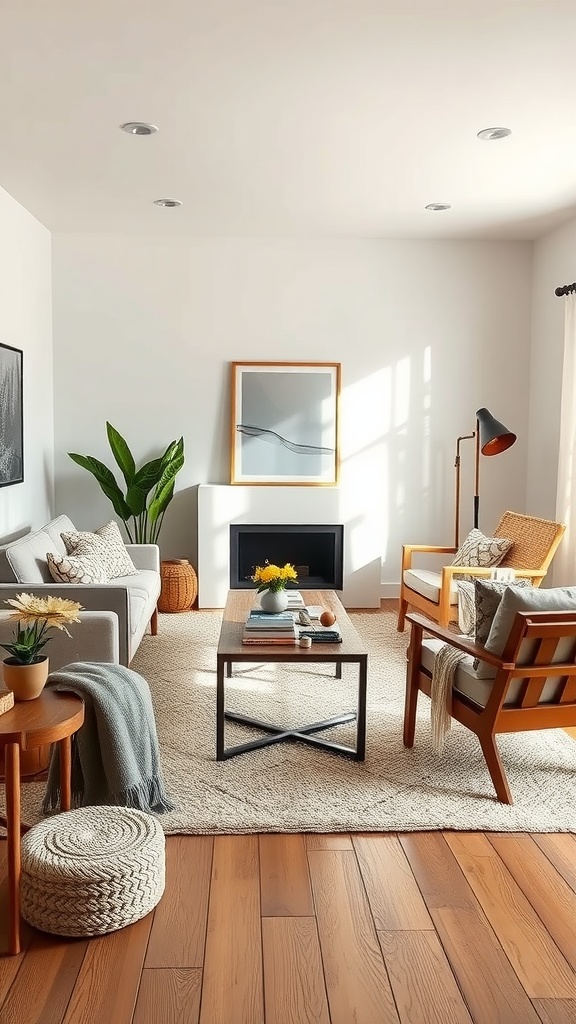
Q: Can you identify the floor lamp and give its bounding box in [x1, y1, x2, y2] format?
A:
[454, 407, 517, 547]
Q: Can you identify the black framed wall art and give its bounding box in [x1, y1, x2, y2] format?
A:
[230, 361, 341, 485]
[0, 343, 23, 487]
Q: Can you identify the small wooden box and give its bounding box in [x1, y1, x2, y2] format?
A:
[0, 689, 15, 716]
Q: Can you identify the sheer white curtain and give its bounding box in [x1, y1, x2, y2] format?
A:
[554, 292, 576, 585]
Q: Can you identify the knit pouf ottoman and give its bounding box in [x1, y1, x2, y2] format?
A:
[20, 806, 165, 937]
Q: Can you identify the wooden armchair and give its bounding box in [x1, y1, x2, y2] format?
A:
[397, 511, 565, 632]
[403, 609, 576, 804]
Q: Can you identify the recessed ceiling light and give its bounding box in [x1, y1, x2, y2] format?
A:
[153, 198, 183, 208]
[425, 203, 451, 211]
[120, 122, 158, 135]
[477, 127, 512, 141]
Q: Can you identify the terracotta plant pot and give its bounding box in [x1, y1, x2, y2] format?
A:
[2, 656, 50, 701]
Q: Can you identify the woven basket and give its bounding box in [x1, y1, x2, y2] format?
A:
[158, 559, 198, 612]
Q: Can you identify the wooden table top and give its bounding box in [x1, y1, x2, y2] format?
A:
[0, 688, 84, 748]
[218, 590, 368, 660]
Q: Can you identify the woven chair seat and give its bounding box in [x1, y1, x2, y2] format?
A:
[20, 806, 165, 937]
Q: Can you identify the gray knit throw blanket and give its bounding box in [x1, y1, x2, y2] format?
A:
[42, 662, 175, 814]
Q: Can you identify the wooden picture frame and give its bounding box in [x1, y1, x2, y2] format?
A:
[230, 361, 341, 485]
[0, 343, 23, 488]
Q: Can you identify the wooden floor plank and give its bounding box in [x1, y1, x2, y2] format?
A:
[61, 913, 153, 1024]
[398, 833, 475, 910]
[308, 849, 399, 1024]
[199, 835, 264, 1024]
[132, 968, 202, 1024]
[259, 835, 314, 917]
[145, 836, 213, 968]
[445, 833, 576, 998]
[533, 998, 576, 1023]
[262, 917, 330, 1024]
[305, 834, 353, 850]
[378, 929, 473, 1024]
[354, 835, 433, 930]
[402, 833, 543, 1024]
[432, 906, 543, 1024]
[0, 931, 87, 1024]
[488, 834, 576, 971]
[532, 835, 576, 894]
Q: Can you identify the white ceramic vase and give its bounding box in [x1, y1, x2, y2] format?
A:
[259, 589, 289, 614]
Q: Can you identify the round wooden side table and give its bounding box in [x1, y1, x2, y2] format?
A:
[0, 689, 84, 955]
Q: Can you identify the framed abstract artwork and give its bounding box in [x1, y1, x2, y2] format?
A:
[0, 343, 23, 488]
[230, 361, 341, 485]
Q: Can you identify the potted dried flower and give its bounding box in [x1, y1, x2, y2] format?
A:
[1, 594, 83, 701]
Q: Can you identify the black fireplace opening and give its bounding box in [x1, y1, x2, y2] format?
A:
[230, 524, 344, 590]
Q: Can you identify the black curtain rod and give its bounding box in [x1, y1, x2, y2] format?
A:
[555, 282, 576, 296]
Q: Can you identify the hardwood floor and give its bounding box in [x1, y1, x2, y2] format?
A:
[1, 831, 575, 1023]
[0, 601, 574, 1023]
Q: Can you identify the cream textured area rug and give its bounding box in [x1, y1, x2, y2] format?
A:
[13, 610, 576, 833]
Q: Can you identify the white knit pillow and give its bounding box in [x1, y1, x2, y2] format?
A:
[61, 520, 137, 579]
[451, 529, 513, 570]
[47, 547, 109, 585]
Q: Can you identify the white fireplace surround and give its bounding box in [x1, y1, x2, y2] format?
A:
[198, 484, 383, 608]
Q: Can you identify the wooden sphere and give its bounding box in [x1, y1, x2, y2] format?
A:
[320, 609, 336, 627]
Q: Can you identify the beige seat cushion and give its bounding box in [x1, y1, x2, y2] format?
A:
[403, 569, 458, 605]
[421, 638, 567, 707]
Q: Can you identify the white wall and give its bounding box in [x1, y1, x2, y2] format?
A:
[52, 235, 531, 590]
[0, 185, 53, 542]
[528, 213, 576, 520]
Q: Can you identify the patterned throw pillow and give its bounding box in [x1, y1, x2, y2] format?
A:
[456, 580, 476, 635]
[61, 520, 137, 579]
[451, 529, 513, 570]
[47, 546, 109, 585]
[472, 578, 533, 669]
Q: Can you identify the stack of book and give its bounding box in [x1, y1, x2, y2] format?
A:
[242, 609, 298, 645]
[285, 590, 305, 609]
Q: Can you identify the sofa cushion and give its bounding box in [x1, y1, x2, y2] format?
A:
[6, 528, 58, 583]
[62, 520, 137, 580]
[47, 548, 109, 585]
[43, 515, 77, 554]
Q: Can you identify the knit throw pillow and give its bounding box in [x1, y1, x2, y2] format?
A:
[47, 546, 109, 584]
[61, 520, 137, 579]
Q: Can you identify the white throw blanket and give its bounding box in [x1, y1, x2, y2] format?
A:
[430, 644, 468, 753]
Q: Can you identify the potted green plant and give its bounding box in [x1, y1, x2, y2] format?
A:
[68, 423, 184, 545]
[1, 594, 83, 701]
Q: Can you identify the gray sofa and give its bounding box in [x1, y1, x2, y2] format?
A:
[0, 515, 160, 669]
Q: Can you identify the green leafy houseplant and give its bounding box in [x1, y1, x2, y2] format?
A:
[68, 423, 184, 545]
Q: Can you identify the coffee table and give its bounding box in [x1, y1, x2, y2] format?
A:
[216, 590, 368, 761]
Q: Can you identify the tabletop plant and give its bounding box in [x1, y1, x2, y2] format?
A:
[68, 423, 184, 545]
[250, 561, 298, 594]
[1, 594, 83, 665]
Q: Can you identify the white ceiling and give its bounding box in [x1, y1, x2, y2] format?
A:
[1, 0, 576, 239]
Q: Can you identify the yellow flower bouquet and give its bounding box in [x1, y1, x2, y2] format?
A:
[250, 561, 298, 594]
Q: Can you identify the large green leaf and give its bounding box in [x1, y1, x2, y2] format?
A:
[148, 479, 175, 524]
[106, 422, 136, 487]
[160, 437, 184, 470]
[133, 457, 165, 493]
[68, 453, 132, 521]
[125, 484, 148, 517]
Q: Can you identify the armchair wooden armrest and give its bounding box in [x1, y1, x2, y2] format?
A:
[401, 544, 457, 572]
